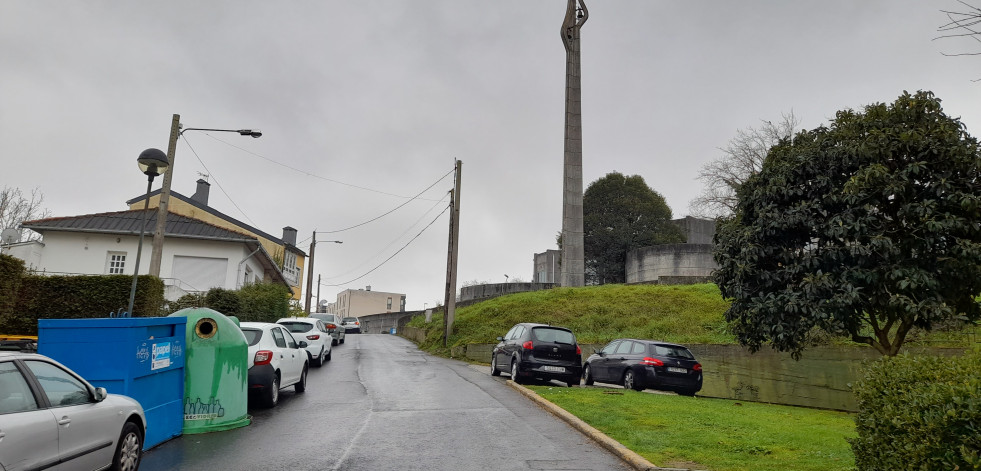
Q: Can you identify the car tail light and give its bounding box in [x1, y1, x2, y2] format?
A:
[306, 334, 320, 340]
[326, 323, 337, 329]
[576, 345, 582, 355]
[254, 350, 273, 365]
[641, 357, 664, 367]
[522, 340, 534, 350]
[355, 321, 360, 325]
[693, 363, 702, 371]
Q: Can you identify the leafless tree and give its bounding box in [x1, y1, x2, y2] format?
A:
[688, 112, 800, 219]
[0, 186, 50, 242]
[937, 1, 981, 57]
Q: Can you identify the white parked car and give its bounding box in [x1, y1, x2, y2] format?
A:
[0, 352, 146, 471]
[341, 316, 361, 334]
[277, 317, 333, 366]
[240, 322, 309, 408]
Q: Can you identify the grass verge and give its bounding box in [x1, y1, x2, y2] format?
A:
[527, 386, 856, 471]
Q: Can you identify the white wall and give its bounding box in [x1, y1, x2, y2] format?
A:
[21, 231, 268, 299]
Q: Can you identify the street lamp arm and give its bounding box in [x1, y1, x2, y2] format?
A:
[180, 127, 262, 138]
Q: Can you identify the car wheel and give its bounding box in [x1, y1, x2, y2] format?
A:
[262, 375, 280, 408]
[510, 360, 524, 385]
[583, 364, 594, 386]
[332, 338, 338, 346]
[565, 376, 577, 387]
[296, 366, 308, 393]
[111, 421, 143, 471]
[313, 348, 324, 367]
[623, 370, 643, 391]
[340, 337, 345, 344]
[490, 355, 501, 376]
[325, 348, 332, 362]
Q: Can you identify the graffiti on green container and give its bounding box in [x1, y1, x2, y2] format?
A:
[184, 398, 226, 421]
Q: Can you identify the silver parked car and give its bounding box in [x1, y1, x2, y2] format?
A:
[309, 313, 346, 345]
[0, 352, 147, 471]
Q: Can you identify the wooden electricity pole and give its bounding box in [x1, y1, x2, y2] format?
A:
[443, 160, 462, 347]
[304, 231, 316, 314]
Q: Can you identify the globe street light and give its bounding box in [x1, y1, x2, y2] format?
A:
[127, 148, 170, 317]
[148, 114, 262, 278]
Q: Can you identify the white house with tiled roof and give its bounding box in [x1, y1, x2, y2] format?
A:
[9, 209, 291, 302]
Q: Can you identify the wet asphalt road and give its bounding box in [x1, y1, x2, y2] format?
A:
[140, 334, 630, 471]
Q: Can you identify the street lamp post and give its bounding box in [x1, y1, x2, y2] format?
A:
[127, 148, 170, 317]
[148, 114, 261, 277]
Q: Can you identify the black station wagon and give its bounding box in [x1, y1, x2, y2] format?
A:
[583, 339, 702, 396]
[490, 323, 582, 387]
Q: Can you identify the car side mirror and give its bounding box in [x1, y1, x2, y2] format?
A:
[598, 351, 606, 357]
[93, 387, 108, 402]
[496, 336, 504, 342]
[298, 341, 309, 348]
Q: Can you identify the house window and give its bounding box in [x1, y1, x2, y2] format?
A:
[106, 252, 126, 274]
[282, 250, 299, 286]
[244, 265, 254, 285]
[387, 297, 392, 310]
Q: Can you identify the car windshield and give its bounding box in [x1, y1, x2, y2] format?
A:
[241, 328, 262, 346]
[531, 327, 575, 344]
[343, 318, 357, 323]
[279, 322, 313, 333]
[651, 345, 695, 359]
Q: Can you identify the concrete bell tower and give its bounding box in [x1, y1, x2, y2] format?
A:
[559, 0, 588, 287]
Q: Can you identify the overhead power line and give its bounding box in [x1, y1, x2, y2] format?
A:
[321, 191, 451, 281]
[200, 132, 444, 201]
[320, 202, 451, 287]
[317, 169, 453, 234]
[181, 138, 258, 227]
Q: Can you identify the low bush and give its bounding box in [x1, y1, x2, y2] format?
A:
[850, 352, 981, 470]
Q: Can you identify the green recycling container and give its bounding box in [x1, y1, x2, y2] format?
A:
[168, 308, 250, 434]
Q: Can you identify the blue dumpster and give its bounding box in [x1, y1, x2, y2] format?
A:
[37, 317, 186, 450]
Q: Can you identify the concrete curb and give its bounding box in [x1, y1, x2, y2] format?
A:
[507, 380, 697, 471]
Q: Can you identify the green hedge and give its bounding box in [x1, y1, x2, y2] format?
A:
[850, 352, 981, 470]
[0, 254, 25, 321]
[1, 273, 165, 335]
[169, 283, 292, 323]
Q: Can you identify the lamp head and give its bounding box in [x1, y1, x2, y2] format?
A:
[137, 148, 170, 177]
[238, 129, 262, 138]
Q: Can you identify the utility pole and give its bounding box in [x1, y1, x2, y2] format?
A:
[559, 0, 588, 287]
[316, 274, 321, 313]
[305, 231, 316, 314]
[149, 114, 181, 277]
[443, 160, 462, 347]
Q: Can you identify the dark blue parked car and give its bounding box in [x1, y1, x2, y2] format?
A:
[583, 339, 702, 396]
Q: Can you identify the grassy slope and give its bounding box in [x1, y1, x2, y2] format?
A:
[408, 283, 976, 352]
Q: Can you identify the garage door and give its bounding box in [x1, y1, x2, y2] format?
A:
[172, 256, 228, 292]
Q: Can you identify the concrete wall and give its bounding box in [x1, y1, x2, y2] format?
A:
[423, 340, 968, 411]
[533, 250, 560, 283]
[459, 282, 556, 303]
[625, 243, 718, 284]
[672, 217, 716, 245]
[359, 310, 420, 334]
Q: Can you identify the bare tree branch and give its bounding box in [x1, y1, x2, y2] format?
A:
[688, 111, 800, 219]
[0, 186, 51, 242]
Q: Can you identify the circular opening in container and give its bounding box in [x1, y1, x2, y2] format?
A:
[195, 318, 218, 339]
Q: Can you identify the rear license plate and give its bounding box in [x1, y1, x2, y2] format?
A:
[541, 366, 565, 373]
[666, 367, 687, 374]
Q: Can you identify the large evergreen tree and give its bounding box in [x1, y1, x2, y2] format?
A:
[583, 172, 684, 285]
[714, 91, 981, 357]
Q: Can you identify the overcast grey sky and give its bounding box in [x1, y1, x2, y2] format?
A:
[3, 1, 981, 310]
